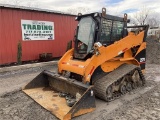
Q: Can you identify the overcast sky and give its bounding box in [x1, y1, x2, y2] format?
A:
[0, 0, 160, 16]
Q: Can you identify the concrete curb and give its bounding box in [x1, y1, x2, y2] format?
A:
[0, 61, 58, 73]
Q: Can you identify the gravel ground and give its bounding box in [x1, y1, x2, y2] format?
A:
[103, 64, 160, 120]
[0, 64, 160, 120]
[0, 65, 58, 120]
[0, 91, 57, 120]
[105, 83, 160, 120]
[146, 37, 160, 64]
[0, 65, 57, 95]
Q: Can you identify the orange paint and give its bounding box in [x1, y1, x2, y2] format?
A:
[58, 31, 145, 83]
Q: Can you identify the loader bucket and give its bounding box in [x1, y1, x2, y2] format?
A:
[22, 70, 96, 120]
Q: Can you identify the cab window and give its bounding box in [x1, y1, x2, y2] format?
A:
[100, 19, 124, 44]
[100, 19, 112, 44]
[112, 21, 123, 41]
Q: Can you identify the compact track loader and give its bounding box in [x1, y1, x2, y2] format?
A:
[23, 8, 149, 120]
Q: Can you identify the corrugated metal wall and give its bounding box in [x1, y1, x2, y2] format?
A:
[0, 7, 77, 65]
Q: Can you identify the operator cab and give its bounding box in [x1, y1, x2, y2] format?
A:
[74, 8, 129, 60]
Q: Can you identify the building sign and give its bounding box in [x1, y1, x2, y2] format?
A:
[21, 20, 54, 40]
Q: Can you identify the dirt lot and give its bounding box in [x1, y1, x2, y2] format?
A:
[0, 63, 160, 120]
[0, 65, 57, 120]
[0, 38, 160, 120]
[146, 37, 160, 64]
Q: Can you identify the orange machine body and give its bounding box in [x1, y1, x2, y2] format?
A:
[58, 31, 146, 83]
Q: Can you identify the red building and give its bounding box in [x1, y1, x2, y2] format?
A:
[0, 4, 77, 65]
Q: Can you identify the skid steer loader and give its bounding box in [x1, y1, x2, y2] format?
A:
[23, 8, 149, 120]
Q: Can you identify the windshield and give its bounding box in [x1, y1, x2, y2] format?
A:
[77, 17, 96, 53]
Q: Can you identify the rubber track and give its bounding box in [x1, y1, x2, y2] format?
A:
[94, 64, 145, 101]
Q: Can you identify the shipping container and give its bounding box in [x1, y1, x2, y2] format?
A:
[0, 4, 77, 65]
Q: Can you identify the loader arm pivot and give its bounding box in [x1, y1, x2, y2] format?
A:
[84, 31, 145, 82]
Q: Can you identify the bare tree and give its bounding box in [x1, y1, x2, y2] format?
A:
[147, 18, 159, 28]
[130, 6, 160, 28]
[67, 7, 90, 15]
[146, 12, 160, 28]
[132, 6, 150, 25]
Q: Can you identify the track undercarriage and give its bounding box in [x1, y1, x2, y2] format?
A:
[94, 64, 145, 102]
